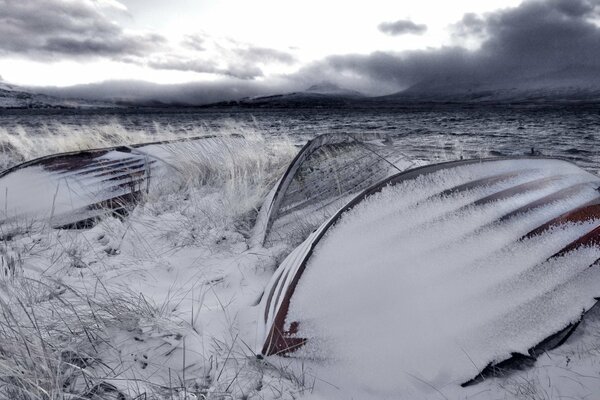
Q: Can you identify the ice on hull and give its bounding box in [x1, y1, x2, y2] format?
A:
[258, 157, 600, 391]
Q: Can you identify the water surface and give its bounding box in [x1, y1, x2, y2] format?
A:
[1, 105, 599, 172]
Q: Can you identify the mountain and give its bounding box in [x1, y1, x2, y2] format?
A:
[304, 82, 364, 97]
[0, 80, 114, 109]
[205, 82, 365, 108]
[378, 66, 600, 104]
[6, 65, 600, 109]
[202, 68, 600, 108]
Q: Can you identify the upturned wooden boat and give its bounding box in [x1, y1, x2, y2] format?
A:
[0, 135, 245, 237]
[258, 157, 600, 385]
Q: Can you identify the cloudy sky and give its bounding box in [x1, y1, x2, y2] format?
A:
[1, 0, 599, 102]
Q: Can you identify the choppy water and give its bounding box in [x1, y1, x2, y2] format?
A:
[1, 105, 599, 173]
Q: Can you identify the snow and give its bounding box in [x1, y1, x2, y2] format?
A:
[280, 159, 600, 398]
[0, 129, 301, 399]
[2, 130, 600, 399]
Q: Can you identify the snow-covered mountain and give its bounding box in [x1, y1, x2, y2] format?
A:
[303, 82, 363, 97]
[0, 80, 113, 109]
[5, 66, 600, 109]
[208, 82, 365, 108]
[204, 70, 600, 108]
[380, 66, 600, 104]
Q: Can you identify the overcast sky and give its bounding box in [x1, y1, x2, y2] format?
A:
[1, 0, 599, 101]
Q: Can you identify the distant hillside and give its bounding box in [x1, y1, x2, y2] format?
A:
[0, 81, 114, 109]
[201, 70, 600, 108]
[304, 82, 364, 97]
[6, 66, 600, 109]
[379, 66, 600, 104]
[205, 82, 365, 108]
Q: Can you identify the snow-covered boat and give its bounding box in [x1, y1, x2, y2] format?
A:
[0, 135, 245, 238]
[258, 157, 600, 386]
[253, 132, 415, 247]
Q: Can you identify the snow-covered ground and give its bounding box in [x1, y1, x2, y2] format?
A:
[1, 123, 600, 399]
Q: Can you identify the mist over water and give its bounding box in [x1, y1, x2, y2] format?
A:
[0, 106, 599, 173]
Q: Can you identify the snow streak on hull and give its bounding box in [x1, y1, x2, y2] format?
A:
[258, 157, 600, 387]
[0, 135, 245, 237]
[253, 133, 415, 247]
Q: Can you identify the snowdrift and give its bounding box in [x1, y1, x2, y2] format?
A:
[259, 157, 600, 393]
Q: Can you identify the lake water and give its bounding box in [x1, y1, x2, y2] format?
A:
[1, 105, 599, 173]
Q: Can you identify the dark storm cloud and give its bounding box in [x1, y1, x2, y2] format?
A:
[42, 34, 164, 56]
[452, 13, 487, 38]
[477, 0, 600, 69]
[30, 0, 600, 103]
[300, 0, 600, 93]
[378, 20, 428, 36]
[554, 0, 599, 16]
[0, 0, 165, 59]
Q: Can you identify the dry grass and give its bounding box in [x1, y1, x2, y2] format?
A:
[0, 124, 303, 399]
[0, 276, 158, 399]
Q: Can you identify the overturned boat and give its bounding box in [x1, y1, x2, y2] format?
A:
[253, 132, 415, 247]
[0, 135, 246, 237]
[1, 132, 414, 242]
[258, 156, 600, 391]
